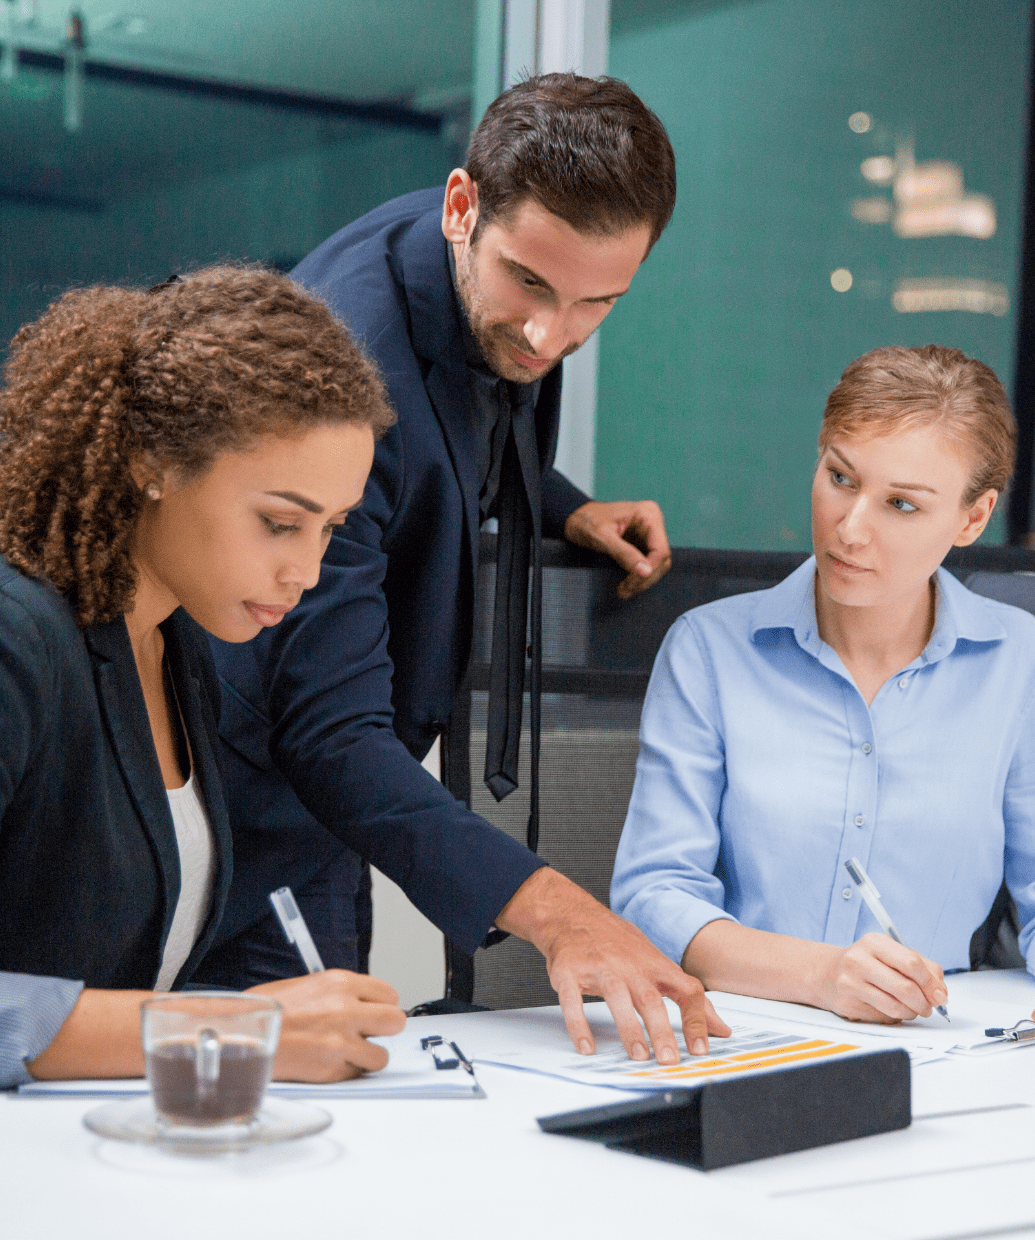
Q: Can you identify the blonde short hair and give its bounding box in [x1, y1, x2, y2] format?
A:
[819, 345, 1015, 505]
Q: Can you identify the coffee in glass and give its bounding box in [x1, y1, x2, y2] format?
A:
[141, 993, 282, 1129]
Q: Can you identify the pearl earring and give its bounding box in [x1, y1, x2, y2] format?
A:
[145, 484, 162, 500]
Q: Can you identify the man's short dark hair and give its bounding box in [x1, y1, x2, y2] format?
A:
[465, 73, 676, 252]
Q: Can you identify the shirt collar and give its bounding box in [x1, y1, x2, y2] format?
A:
[749, 555, 1007, 667]
[925, 561, 1008, 657]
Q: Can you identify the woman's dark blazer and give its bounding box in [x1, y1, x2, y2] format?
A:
[0, 558, 233, 990]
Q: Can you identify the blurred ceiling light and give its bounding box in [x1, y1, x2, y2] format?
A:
[848, 111, 871, 133]
[830, 268, 853, 292]
[895, 159, 963, 203]
[892, 146, 996, 239]
[892, 278, 1009, 316]
[852, 197, 893, 224]
[860, 155, 895, 186]
[852, 139, 997, 241]
[894, 191, 996, 239]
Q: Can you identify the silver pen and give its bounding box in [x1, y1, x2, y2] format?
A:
[269, 885, 326, 974]
[843, 858, 950, 1022]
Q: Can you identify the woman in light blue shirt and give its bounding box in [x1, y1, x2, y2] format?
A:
[612, 345, 1035, 1024]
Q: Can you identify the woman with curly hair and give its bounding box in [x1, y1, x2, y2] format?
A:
[0, 265, 406, 1087]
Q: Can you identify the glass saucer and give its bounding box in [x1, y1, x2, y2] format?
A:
[83, 1096, 332, 1155]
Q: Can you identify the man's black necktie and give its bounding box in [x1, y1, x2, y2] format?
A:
[484, 383, 542, 852]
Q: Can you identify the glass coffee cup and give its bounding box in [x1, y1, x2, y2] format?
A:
[141, 993, 282, 1129]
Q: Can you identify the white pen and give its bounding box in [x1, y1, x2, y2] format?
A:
[269, 885, 326, 974]
[843, 858, 949, 1023]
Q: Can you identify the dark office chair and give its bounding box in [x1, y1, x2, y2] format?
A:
[439, 539, 1035, 1007]
[961, 565, 1035, 970]
[964, 569, 1035, 616]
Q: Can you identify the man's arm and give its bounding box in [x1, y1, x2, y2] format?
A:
[236, 498, 726, 1058]
[230, 506, 547, 955]
[246, 522, 727, 1059]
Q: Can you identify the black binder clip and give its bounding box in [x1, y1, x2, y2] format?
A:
[420, 1035, 460, 1070]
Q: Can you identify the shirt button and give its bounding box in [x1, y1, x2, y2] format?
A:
[842, 887, 853, 899]
[862, 743, 872, 754]
[898, 677, 909, 689]
[854, 814, 865, 826]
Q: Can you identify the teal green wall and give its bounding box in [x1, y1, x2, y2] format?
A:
[598, 0, 1032, 549]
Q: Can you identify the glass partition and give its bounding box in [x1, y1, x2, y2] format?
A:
[0, 0, 475, 357]
[599, 0, 1032, 547]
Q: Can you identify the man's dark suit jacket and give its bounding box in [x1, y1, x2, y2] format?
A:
[206, 188, 590, 969]
[0, 558, 233, 989]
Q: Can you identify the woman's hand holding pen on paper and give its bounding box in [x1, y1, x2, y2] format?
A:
[248, 971, 407, 1083]
[255, 885, 406, 1082]
[834, 858, 950, 1024]
[819, 933, 948, 1025]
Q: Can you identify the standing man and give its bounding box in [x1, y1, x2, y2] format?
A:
[200, 74, 728, 1064]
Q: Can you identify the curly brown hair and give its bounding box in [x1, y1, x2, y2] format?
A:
[0, 264, 395, 625]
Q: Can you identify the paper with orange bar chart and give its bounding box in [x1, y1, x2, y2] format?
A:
[472, 1022, 924, 1092]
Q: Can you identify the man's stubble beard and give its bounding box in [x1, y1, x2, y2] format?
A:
[453, 244, 580, 385]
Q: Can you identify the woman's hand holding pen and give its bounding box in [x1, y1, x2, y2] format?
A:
[820, 933, 948, 1024]
[248, 971, 406, 1082]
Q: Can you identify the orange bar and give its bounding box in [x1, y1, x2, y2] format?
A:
[728, 1039, 830, 1063]
[628, 1039, 829, 1077]
[628, 1042, 859, 1080]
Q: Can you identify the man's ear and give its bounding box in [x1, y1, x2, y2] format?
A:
[442, 168, 479, 245]
[954, 488, 998, 546]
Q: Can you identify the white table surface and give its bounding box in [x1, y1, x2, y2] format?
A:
[4, 970, 1034, 1240]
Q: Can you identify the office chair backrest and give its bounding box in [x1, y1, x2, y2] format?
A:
[442, 540, 1035, 1007]
[962, 568, 1035, 971]
[964, 570, 1035, 616]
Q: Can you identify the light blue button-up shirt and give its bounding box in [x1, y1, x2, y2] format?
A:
[611, 559, 1035, 975]
[0, 974, 83, 1088]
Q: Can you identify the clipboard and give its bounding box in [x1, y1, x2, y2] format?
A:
[17, 1033, 485, 1101]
